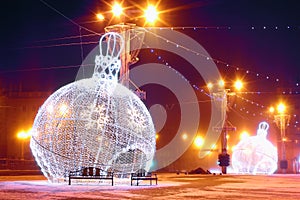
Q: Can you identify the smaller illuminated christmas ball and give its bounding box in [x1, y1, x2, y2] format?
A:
[232, 122, 278, 175]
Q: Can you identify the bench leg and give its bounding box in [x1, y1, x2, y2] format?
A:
[150, 179, 152, 185]
[69, 177, 71, 185]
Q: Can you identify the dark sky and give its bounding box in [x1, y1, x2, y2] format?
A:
[0, 0, 299, 106]
[1, 0, 300, 89]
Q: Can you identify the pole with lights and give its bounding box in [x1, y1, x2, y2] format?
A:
[269, 103, 290, 173]
[97, 2, 159, 92]
[17, 129, 32, 160]
[210, 79, 243, 174]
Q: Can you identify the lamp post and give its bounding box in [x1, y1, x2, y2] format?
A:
[17, 129, 32, 160]
[269, 103, 290, 173]
[210, 79, 243, 174]
[97, 2, 159, 89]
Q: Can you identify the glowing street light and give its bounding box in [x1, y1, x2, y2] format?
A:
[277, 103, 286, 114]
[269, 101, 290, 173]
[111, 2, 123, 17]
[96, 13, 105, 21]
[218, 79, 225, 87]
[240, 131, 250, 140]
[269, 106, 275, 113]
[194, 136, 204, 147]
[210, 78, 244, 174]
[17, 129, 32, 160]
[144, 5, 158, 24]
[207, 82, 213, 90]
[17, 131, 29, 140]
[234, 80, 243, 91]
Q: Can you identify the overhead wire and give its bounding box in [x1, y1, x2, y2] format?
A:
[0, 64, 94, 74]
[39, 0, 101, 36]
[31, 33, 99, 44]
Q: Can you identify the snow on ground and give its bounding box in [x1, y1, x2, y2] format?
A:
[0, 173, 300, 199]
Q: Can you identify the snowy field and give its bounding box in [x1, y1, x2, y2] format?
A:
[0, 173, 300, 199]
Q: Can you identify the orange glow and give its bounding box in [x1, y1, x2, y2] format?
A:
[194, 136, 204, 147]
[277, 103, 286, 114]
[144, 5, 158, 24]
[218, 79, 225, 87]
[111, 2, 123, 17]
[232, 145, 236, 151]
[240, 131, 250, 140]
[269, 106, 275, 113]
[182, 133, 188, 140]
[96, 13, 105, 21]
[207, 82, 213, 89]
[17, 129, 32, 140]
[234, 80, 243, 91]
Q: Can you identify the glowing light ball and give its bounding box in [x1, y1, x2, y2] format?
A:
[232, 122, 278, 174]
[30, 33, 156, 182]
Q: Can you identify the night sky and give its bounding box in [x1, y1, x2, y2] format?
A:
[1, 0, 300, 85]
[1, 0, 300, 139]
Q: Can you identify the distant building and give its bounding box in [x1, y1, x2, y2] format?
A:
[0, 85, 51, 159]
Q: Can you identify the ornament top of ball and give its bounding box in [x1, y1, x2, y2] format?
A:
[257, 121, 269, 138]
[30, 32, 156, 183]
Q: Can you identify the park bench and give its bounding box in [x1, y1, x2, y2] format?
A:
[68, 167, 114, 185]
[131, 169, 158, 186]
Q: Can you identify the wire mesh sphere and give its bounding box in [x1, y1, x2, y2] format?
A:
[30, 77, 156, 182]
[232, 122, 277, 175]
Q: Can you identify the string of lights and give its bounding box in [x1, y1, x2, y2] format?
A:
[145, 29, 300, 87]
[11, 26, 299, 88]
[23, 25, 300, 47]
[142, 37, 300, 128]
[146, 25, 300, 31]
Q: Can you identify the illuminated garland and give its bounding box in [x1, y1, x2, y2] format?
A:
[142, 36, 299, 127]
[147, 26, 300, 31]
[144, 29, 300, 87]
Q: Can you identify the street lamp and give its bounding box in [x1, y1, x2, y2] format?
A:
[194, 136, 204, 148]
[111, 2, 123, 17]
[17, 129, 32, 160]
[240, 131, 250, 140]
[210, 79, 244, 174]
[102, 3, 160, 90]
[144, 5, 158, 24]
[269, 102, 290, 173]
[96, 13, 105, 21]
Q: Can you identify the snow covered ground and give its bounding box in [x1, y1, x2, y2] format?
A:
[0, 173, 300, 199]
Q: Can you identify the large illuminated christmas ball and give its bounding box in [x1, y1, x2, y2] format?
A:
[30, 32, 156, 182]
[232, 122, 277, 174]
